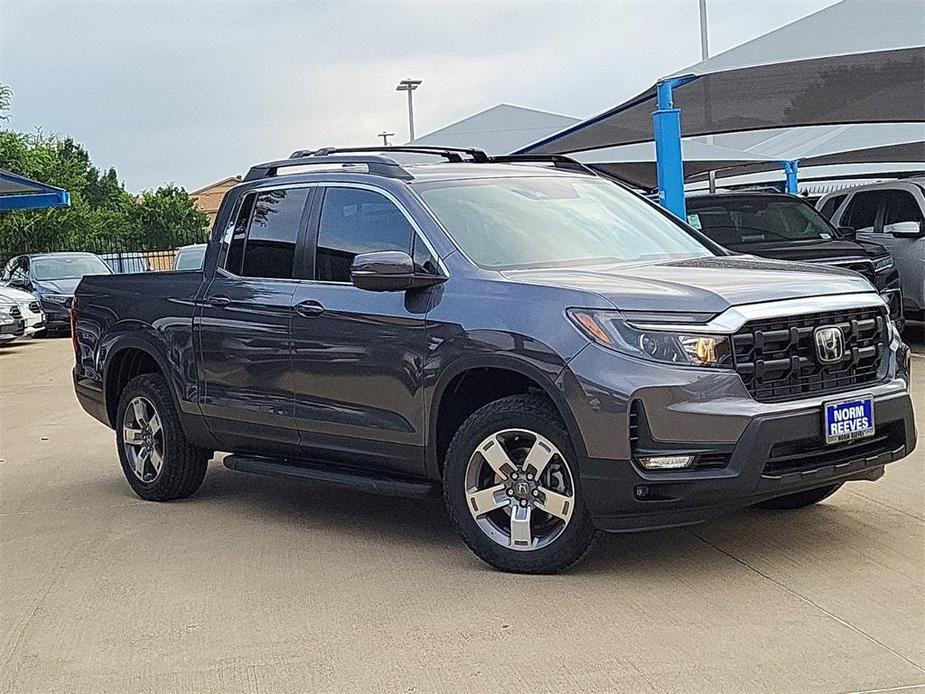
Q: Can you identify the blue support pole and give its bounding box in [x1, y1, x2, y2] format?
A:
[653, 76, 696, 219]
[784, 160, 799, 194]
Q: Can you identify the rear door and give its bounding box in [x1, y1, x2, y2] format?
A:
[882, 187, 925, 312]
[289, 183, 440, 475]
[198, 185, 313, 452]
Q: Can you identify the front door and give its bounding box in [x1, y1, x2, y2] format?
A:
[290, 184, 439, 475]
[198, 186, 312, 452]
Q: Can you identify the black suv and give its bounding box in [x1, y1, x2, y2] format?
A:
[685, 193, 903, 327]
[73, 148, 916, 573]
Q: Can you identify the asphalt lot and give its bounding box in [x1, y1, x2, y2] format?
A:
[1, 333, 923, 694]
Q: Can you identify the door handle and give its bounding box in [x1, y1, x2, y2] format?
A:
[294, 300, 325, 317]
[208, 295, 232, 308]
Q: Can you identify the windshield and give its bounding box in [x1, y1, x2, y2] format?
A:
[686, 197, 837, 245]
[32, 255, 111, 281]
[415, 176, 712, 270]
[174, 246, 206, 270]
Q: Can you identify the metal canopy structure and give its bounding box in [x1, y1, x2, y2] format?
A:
[570, 139, 779, 190]
[409, 104, 579, 155]
[0, 170, 70, 211]
[574, 122, 925, 190]
[519, 0, 925, 217]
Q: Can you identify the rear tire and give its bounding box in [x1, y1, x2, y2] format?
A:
[443, 394, 598, 574]
[116, 373, 209, 501]
[754, 483, 842, 510]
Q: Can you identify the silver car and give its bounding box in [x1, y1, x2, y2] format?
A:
[818, 178, 925, 322]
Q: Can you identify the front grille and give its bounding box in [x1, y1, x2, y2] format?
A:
[732, 307, 887, 402]
[828, 259, 875, 283]
[28, 301, 39, 313]
[765, 422, 904, 476]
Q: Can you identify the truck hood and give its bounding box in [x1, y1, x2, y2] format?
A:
[34, 278, 80, 295]
[502, 255, 875, 314]
[721, 238, 889, 263]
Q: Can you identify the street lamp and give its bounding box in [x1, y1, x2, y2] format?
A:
[396, 78, 422, 141]
[378, 131, 395, 147]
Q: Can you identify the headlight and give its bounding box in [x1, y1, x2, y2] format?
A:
[43, 294, 71, 304]
[568, 309, 732, 367]
[872, 256, 894, 273]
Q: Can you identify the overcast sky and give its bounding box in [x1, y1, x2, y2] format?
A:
[2, 0, 840, 192]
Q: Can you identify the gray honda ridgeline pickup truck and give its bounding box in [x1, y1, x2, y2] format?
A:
[73, 148, 916, 573]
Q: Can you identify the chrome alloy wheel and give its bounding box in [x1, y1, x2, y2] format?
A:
[122, 396, 164, 483]
[464, 429, 575, 551]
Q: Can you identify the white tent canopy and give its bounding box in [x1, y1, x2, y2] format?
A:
[521, 0, 925, 156]
[583, 122, 925, 188]
[409, 104, 579, 155]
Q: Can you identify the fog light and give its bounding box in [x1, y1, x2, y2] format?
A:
[637, 455, 695, 470]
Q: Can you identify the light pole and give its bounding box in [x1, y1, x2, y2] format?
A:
[396, 78, 422, 141]
[378, 131, 395, 147]
[699, 0, 717, 193]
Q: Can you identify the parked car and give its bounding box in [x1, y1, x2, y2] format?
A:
[2, 252, 111, 335]
[72, 148, 916, 574]
[817, 179, 925, 322]
[686, 192, 903, 327]
[0, 286, 44, 336]
[173, 243, 207, 271]
[101, 252, 152, 274]
[0, 299, 25, 344]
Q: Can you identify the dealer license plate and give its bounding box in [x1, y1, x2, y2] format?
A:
[824, 395, 875, 445]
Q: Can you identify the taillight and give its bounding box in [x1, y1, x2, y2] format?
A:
[70, 296, 79, 356]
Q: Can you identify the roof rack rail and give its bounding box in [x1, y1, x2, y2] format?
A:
[290, 146, 491, 163]
[244, 153, 415, 181]
[487, 154, 599, 176]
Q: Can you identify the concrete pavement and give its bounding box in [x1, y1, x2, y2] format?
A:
[1, 337, 922, 693]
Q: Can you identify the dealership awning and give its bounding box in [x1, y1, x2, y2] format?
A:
[519, 0, 925, 216]
[0, 170, 70, 211]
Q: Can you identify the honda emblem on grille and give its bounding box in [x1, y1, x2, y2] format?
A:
[814, 326, 845, 363]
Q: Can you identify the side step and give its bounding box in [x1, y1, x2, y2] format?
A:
[222, 454, 439, 498]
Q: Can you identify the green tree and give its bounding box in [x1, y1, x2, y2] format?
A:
[0, 128, 208, 261]
[130, 184, 209, 250]
[0, 84, 11, 121]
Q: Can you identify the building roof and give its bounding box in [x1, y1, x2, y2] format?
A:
[409, 104, 579, 155]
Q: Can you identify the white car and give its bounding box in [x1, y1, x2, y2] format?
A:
[0, 286, 45, 336]
[818, 178, 925, 322]
[0, 300, 25, 344]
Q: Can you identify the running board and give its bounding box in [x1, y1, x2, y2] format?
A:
[222, 454, 439, 498]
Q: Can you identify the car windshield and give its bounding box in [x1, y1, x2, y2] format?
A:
[31, 255, 111, 280]
[415, 176, 713, 270]
[686, 196, 837, 246]
[174, 246, 206, 270]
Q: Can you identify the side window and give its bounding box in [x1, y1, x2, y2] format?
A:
[884, 190, 924, 226]
[413, 236, 440, 274]
[224, 188, 309, 279]
[224, 194, 256, 275]
[818, 194, 845, 220]
[316, 187, 414, 282]
[842, 191, 882, 231]
[1, 259, 14, 282]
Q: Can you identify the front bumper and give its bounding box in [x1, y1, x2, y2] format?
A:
[563, 333, 916, 532]
[580, 390, 915, 531]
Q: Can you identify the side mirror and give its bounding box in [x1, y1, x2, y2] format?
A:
[885, 221, 923, 238]
[837, 226, 856, 240]
[350, 251, 445, 292]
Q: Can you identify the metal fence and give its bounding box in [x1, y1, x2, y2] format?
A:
[0, 231, 207, 273]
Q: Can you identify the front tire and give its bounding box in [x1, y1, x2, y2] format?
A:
[443, 395, 598, 573]
[116, 373, 209, 501]
[754, 483, 843, 510]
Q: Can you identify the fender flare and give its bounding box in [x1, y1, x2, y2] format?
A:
[425, 353, 587, 478]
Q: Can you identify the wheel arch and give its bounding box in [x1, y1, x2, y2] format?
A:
[426, 355, 587, 479]
[102, 339, 174, 428]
